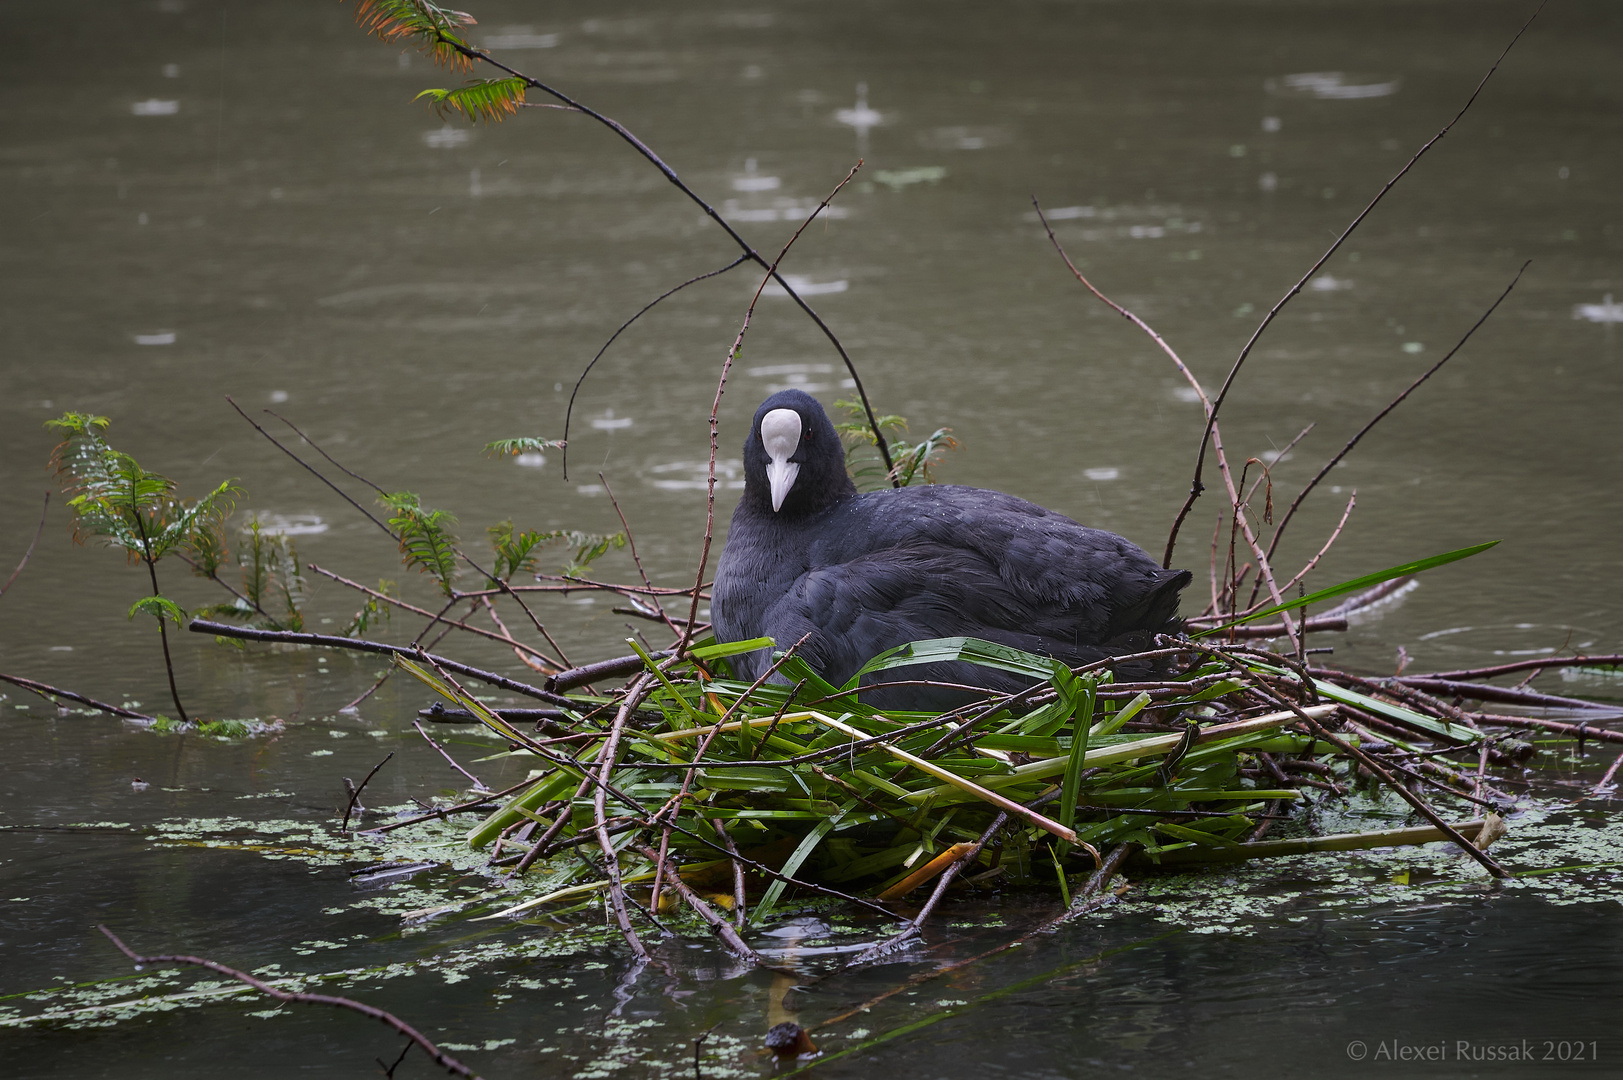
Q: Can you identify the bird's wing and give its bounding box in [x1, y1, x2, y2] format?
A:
[761, 541, 1108, 689]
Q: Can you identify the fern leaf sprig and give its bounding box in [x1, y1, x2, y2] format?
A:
[350, 0, 476, 69]
[416, 78, 527, 123]
[483, 436, 566, 458]
[380, 492, 461, 595]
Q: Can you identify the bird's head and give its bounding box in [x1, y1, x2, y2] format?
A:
[742, 389, 855, 515]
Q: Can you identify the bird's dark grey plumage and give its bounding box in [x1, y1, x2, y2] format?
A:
[711, 390, 1192, 709]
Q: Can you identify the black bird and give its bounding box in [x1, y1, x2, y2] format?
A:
[711, 389, 1192, 709]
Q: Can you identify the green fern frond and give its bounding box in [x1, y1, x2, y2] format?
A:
[349, 0, 476, 69]
[553, 529, 626, 577]
[232, 519, 308, 631]
[486, 521, 624, 582]
[416, 77, 527, 123]
[483, 436, 566, 458]
[380, 492, 461, 595]
[128, 595, 186, 626]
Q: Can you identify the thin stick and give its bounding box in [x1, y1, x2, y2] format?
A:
[188, 618, 576, 706]
[681, 162, 864, 652]
[342, 619, 456, 713]
[562, 257, 749, 478]
[309, 563, 561, 669]
[1592, 749, 1623, 795]
[341, 751, 394, 831]
[0, 672, 155, 721]
[597, 674, 654, 959]
[1032, 201, 1298, 649]
[1276, 493, 1356, 596]
[711, 817, 747, 927]
[1421, 654, 1623, 681]
[98, 926, 480, 1078]
[1165, 7, 1547, 563]
[226, 396, 397, 540]
[0, 491, 49, 599]
[601, 474, 680, 639]
[425, 35, 895, 478]
[413, 721, 487, 791]
[359, 775, 535, 834]
[266, 409, 388, 494]
[1473, 713, 1623, 747]
[634, 843, 774, 967]
[1236, 670, 1507, 877]
[1263, 262, 1530, 571]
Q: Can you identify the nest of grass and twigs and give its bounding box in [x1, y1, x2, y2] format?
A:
[313, 568, 1570, 967]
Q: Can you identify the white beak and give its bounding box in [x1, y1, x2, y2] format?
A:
[759, 408, 802, 513]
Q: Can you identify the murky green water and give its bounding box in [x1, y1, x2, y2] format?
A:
[2, 0, 1620, 1076]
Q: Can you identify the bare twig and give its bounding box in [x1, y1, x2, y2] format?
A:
[1165, 7, 1547, 563]
[634, 843, 776, 967]
[711, 817, 748, 928]
[413, 721, 487, 791]
[98, 926, 480, 1078]
[226, 396, 397, 540]
[562, 257, 749, 477]
[341, 751, 394, 830]
[0, 491, 49, 600]
[309, 563, 561, 669]
[1032, 200, 1297, 649]
[598, 673, 655, 959]
[1421, 654, 1623, 681]
[681, 162, 864, 653]
[0, 672, 155, 721]
[1262, 262, 1530, 573]
[188, 618, 576, 706]
[601, 474, 680, 639]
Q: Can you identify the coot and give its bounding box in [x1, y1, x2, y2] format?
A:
[711, 390, 1191, 709]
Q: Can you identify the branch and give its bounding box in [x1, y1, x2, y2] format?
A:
[98, 926, 480, 1078]
[0, 491, 49, 600]
[187, 618, 577, 706]
[560, 256, 748, 478]
[1263, 262, 1530, 568]
[1166, 4, 1548, 562]
[0, 672, 155, 721]
[682, 163, 865, 650]
[341, 751, 394, 831]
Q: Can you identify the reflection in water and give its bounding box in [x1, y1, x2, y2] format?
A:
[133, 331, 176, 345]
[423, 124, 470, 149]
[646, 459, 745, 491]
[720, 197, 849, 223]
[130, 99, 178, 116]
[1269, 72, 1401, 99]
[835, 81, 882, 155]
[875, 166, 946, 191]
[918, 126, 1008, 150]
[1309, 274, 1353, 291]
[761, 273, 848, 297]
[732, 158, 780, 192]
[245, 513, 328, 536]
[590, 408, 632, 430]
[482, 27, 558, 49]
[1574, 294, 1622, 323]
[1084, 467, 1119, 481]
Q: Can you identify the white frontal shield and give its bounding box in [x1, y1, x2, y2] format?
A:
[759, 408, 802, 512]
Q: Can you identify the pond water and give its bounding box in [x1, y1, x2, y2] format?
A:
[2, 0, 1620, 1076]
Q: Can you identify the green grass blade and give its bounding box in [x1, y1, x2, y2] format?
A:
[749, 805, 850, 926]
[1192, 540, 1500, 637]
